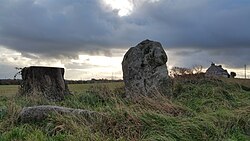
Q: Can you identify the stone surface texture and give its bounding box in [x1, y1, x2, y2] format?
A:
[20, 66, 70, 101]
[18, 105, 102, 123]
[122, 39, 172, 97]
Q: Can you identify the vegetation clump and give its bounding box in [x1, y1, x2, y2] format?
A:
[0, 78, 250, 140]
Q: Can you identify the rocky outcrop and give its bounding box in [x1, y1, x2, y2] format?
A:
[18, 105, 103, 123]
[20, 66, 70, 101]
[122, 39, 172, 97]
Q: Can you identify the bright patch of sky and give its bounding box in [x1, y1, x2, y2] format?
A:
[0, 45, 248, 80]
[102, 0, 160, 16]
[0, 46, 124, 80]
[103, 0, 134, 16]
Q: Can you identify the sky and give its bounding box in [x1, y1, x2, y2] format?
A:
[0, 0, 250, 80]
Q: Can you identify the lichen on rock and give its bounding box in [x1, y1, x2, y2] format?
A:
[122, 39, 172, 97]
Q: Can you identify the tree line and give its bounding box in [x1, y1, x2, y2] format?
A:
[170, 65, 204, 78]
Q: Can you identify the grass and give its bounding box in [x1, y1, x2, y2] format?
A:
[0, 82, 124, 97]
[0, 85, 19, 97]
[68, 82, 124, 94]
[0, 78, 250, 140]
[221, 78, 250, 91]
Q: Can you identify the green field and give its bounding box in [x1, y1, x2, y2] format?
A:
[0, 82, 124, 97]
[0, 85, 19, 97]
[68, 82, 124, 93]
[222, 78, 250, 88]
[0, 79, 250, 140]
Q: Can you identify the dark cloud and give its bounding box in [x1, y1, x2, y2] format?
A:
[0, 0, 120, 58]
[0, 0, 249, 69]
[129, 0, 250, 48]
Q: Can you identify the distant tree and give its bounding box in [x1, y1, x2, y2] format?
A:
[170, 67, 193, 77]
[193, 65, 203, 74]
[230, 72, 236, 78]
[14, 67, 23, 80]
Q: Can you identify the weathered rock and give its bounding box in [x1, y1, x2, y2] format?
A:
[18, 105, 102, 123]
[20, 66, 70, 101]
[122, 39, 172, 97]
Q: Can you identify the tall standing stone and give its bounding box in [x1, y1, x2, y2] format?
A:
[20, 66, 70, 101]
[122, 39, 172, 97]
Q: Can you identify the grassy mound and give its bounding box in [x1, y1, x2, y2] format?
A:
[0, 78, 250, 140]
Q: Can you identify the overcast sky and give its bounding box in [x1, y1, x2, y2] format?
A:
[0, 0, 250, 79]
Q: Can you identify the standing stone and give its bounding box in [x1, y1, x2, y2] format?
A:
[20, 66, 70, 101]
[122, 39, 172, 97]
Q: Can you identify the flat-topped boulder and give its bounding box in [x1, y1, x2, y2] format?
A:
[122, 39, 172, 97]
[20, 66, 70, 101]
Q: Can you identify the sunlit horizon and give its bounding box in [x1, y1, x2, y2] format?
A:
[0, 45, 249, 80]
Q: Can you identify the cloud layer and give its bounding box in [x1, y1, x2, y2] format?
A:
[0, 0, 250, 79]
